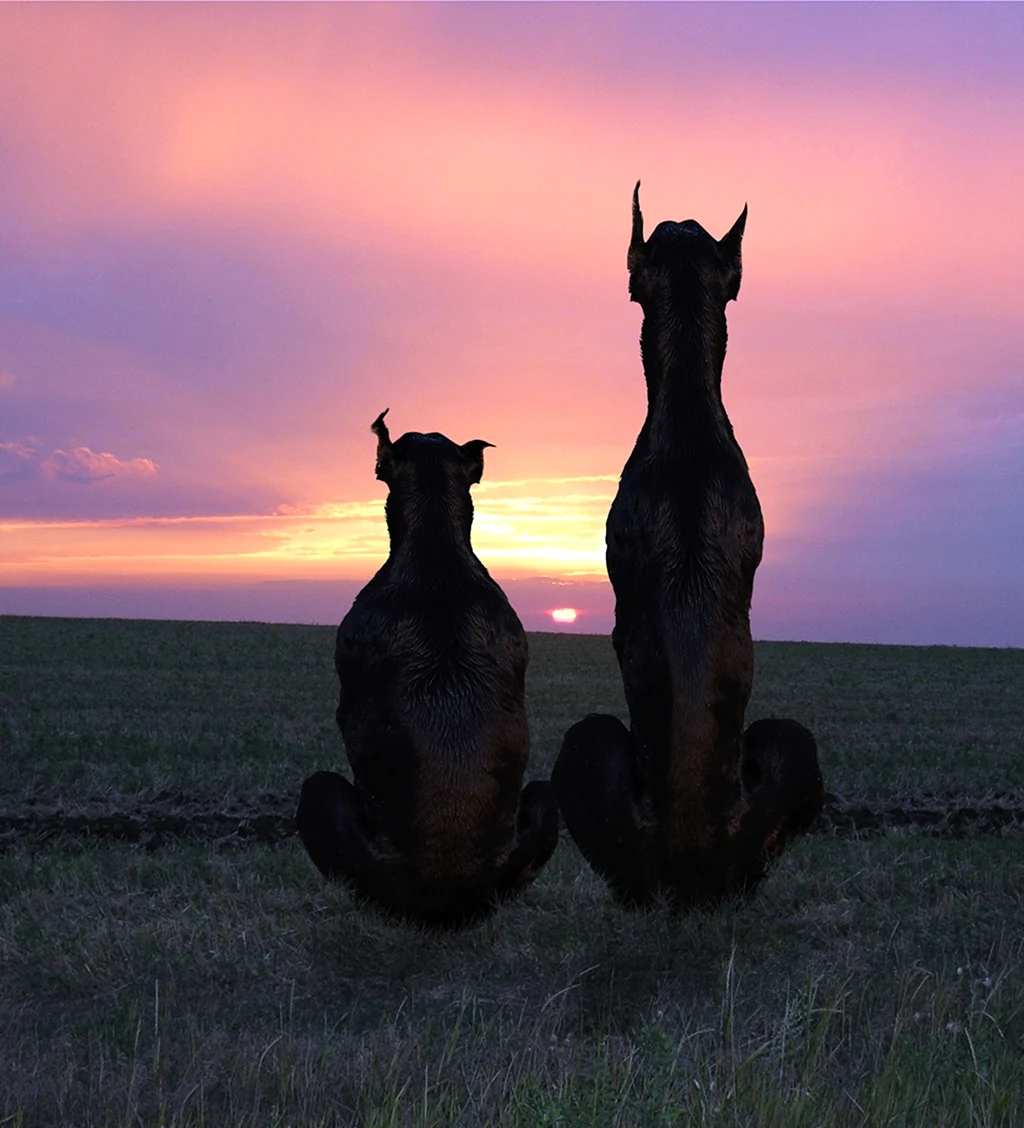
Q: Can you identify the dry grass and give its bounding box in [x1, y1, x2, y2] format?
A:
[3, 836, 1024, 1125]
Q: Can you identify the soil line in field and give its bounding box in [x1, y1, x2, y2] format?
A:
[2, 795, 1024, 850]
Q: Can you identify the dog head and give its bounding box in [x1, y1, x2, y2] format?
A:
[371, 409, 493, 494]
[627, 181, 747, 311]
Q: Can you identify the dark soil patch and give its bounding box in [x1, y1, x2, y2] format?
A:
[0, 792, 297, 852]
[814, 795, 1024, 838]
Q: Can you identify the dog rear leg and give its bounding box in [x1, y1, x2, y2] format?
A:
[296, 770, 399, 903]
[733, 718, 825, 888]
[552, 713, 656, 906]
[494, 779, 560, 900]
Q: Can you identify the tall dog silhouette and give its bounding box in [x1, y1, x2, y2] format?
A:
[297, 412, 558, 926]
[553, 185, 824, 908]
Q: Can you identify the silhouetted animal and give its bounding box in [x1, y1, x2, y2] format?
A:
[297, 411, 558, 927]
[552, 185, 824, 908]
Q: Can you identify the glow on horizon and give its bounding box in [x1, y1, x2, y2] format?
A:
[0, 476, 619, 584]
[550, 608, 579, 625]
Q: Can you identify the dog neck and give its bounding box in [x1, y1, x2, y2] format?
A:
[384, 487, 477, 569]
[637, 294, 732, 449]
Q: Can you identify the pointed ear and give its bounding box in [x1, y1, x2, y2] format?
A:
[460, 439, 493, 486]
[718, 204, 747, 302]
[371, 409, 393, 482]
[626, 180, 645, 274]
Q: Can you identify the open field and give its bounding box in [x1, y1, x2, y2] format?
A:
[2, 616, 1024, 1125]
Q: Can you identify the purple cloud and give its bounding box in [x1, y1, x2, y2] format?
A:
[41, 446, 158, 484]
[0, 439, 157, 485]
[0, 440, 37, 482]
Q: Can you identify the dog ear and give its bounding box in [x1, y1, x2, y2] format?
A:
[371, 409, 393, 482]
[717, 204, 747, 302]
[626, 180, 645, 277]
[460, 439, 493, 486]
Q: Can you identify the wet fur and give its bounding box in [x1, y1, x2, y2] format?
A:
[553, 186, 824, 908]
[297, 414, 558, 927]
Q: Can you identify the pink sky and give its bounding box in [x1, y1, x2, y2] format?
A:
[1, 4, 1022, 644]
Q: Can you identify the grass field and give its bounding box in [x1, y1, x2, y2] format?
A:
[2, 616, 1023, 1125]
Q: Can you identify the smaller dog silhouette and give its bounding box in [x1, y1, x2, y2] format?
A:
[297, 411, 558, 927]
[553, 185, 824, 909]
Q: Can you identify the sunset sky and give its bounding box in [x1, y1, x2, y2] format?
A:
[1, 3, 1022, 645]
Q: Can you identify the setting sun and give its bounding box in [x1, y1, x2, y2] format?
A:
[551, 608, 579, 624]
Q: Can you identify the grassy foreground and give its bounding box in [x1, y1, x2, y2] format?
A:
[2, 616, 1024, 1126]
